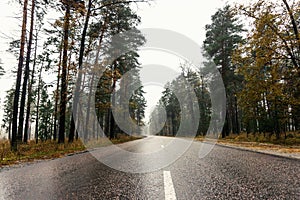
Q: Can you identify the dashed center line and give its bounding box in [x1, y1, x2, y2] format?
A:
[163, 171, 177, 200]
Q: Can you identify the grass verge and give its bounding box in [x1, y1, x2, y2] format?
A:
[195, 132, 300, 154]
[0, 135, 143, 167]
[85, 134, 144, 149]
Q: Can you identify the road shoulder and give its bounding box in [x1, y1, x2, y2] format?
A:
[216, 141, 300, 160]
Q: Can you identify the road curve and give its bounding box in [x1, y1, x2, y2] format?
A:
[0, 136, 299, 199]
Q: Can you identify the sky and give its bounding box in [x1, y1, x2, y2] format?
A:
[0, 1, 21, 132]
[133, 0, 226, 122]
[0, 0, 228, 135]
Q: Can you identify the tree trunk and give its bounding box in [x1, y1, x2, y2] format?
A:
[58, 2, 71, 144]
[109, 70, 117, 139]
[222, 111, 230, 138]
[274, 98, 280, 140]
[84, 74, 95, 142]
[53, 40, 63, 141]
[8, 121, 12, 141]
[104, 110, 110, 137]
[11, 0, 29, 151]
[234, 94, 240, 134]
[69, 0, 93, 143]
[35, 66, 43, 144]
[282, 0, 300, 57]
[50, 113, 54, 140]
[24, 12, 37, 143]
[109, 108, 115, 139]
[19, 0, 35, 144]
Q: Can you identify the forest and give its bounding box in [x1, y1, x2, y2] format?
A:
[150, 1, 300, 143]
[0, 0, 299, 156]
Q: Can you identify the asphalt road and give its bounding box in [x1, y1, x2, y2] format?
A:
[0, 136, 299, 200]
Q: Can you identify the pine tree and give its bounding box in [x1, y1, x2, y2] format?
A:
[203, 5, 244, 137]
[19, 0, 36, 144]
[38, 81, 53, 141]
[11, 0, 29, 151]
[0, 59, 5, 76]
[2, 88, 15, 140]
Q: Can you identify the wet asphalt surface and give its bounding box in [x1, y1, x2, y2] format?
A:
[0, 136, 299, 200]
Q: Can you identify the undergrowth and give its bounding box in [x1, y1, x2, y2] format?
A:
[0, 135, 143, 167]
[222, 132, 300, 146]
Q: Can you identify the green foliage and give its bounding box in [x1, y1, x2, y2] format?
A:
[77, 0, 147, 139]
[203, 4, 245, 137]
[38, 81, 53, 141]
[234, 0, 300, 137]
[151, 64, 211, 137]
[204, 5, 244, 71]
[0, 59, 5, 76]
[1, 87, 15, 139]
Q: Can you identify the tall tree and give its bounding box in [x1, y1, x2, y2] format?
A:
[38, 81, 53, 141]
[42, 19, 65, 141]
[18, 0, 36, 144]
[203, 5, 244, 138]
[58, 0, 72, 144]
[234, 0, 300, 137]
[23, 0, 48, 143]
[68, 0, 92, 143]
[2, 88, 15, 140]
[11, 0, 29, 150]
[34, 65, 43, 144]
[23, 28, 38, 143]
[69, 0, 150, 142]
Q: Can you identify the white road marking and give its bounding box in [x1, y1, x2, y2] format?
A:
[163, 171, 177, 200]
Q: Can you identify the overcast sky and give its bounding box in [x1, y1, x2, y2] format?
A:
[0, 0, 228, 133]
[134, 0, 226, 122]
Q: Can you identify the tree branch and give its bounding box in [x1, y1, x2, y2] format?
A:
[91, 0, 152, 12]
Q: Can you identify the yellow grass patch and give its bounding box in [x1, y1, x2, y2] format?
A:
[0, 135, 142, 167]
[195, 132, 300, 154]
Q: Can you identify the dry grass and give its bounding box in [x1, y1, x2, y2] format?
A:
[221, 132, 300, 146]
[0, 135, 143, 167]
[195, 132, 300, 154]
[0, 139, 86, 167]
[194, 136, 205, 142]
[217, 141, 300, 154]
[85, 134, 143, 148]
